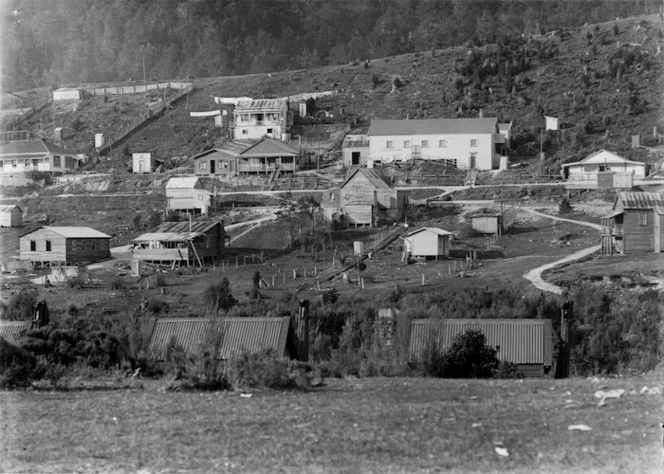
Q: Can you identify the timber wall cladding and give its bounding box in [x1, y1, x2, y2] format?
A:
[20, 228, 67, 261]
[623, 210, 654, 253]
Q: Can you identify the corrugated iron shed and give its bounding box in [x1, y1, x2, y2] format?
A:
[148, 317, 293, 360]
[0, 321, 30, 345]
[409, 319, 552, 366]
[616, 192, 664, 210]
[368, 118, 498, 136]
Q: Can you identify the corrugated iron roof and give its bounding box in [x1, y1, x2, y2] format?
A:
[409, 319, 552, 366]
[191, 148, 239, 161]
[20, 226, 111, 239]
[342, 135, 369, 148]
[235, 98, 287, 112]
[166, 176, 202, 189]
[404, 227, 454, 238]
[133, 220, 222, 242]
[340, 168, 392, 190]
[0, 139, 75, 157]
[0, 205, 22, 212]
[560, 149, 645, 168]
[147, 317, 292, 360]
[616, 192, 664, 209]
[239, 138, 299, 157]
[368, 118, 498, 136]
[0, 321, 30, 345]
[601, 210, 624, 219]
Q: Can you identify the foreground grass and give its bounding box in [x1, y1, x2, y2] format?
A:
[0, 376, 662, 473]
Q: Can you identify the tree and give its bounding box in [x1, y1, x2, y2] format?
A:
[439, 329, 499, 378]
[296, 194, 322, 235]
[203, 277, 237, 316]
[276, 194, 298, 248]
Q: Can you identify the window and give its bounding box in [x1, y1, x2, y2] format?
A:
[30, 241, 36, 251]
[470, 139, 478, 147]
[403, 140, 410, 148]
[221, 161, 229, 169]
[386, 140, 393, 149]
[470, 152, 477, 169]
[198, 194, 204, 201]
[198, 161, 207, 170]
[267, 128, 273, 134]
[91, 240, 97, 250]
[242, 129, 248, 135]
[53, 156, 61, 167]
[46, 240, 52, 252]
[439, 139, 448, 148]
[639, 212, 648, 227]
[421, 140, 429, 148]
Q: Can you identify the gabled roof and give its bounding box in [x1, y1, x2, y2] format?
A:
[342, 135, 369, 148]
[560, 149, 645, 168]
[340, 168, 391, 190]
[403, 227, 454, 238]
[0, 204, 22, 212]
[191, 148, 239, 161]
[234, 98, 287, 112]
[165, 176, 202, 189]
[616, 192, 664, 210]
[133, 220, 223, 243]
[368, 118, 498, 136]
[21, 226, 111, 239]
[147, 317, 294, 360]
[0, 321, 30, 345]
[409, 319, 552, 365]
[0, 139, 76, 158]
[239, 138, 299, 158]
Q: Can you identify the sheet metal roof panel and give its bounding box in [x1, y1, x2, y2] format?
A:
[239, 138, 299, 157]
[405, 227, 454, 238]
[343, 135, 370, 148]
[191, 149, 239, 161]
[340, 168, 392, 190]
[617, 192, 664, 209]
[368, 118, 498, 136]
[166, 177, 202, 189]
[133, 220, 222, 242]
[147, 317, 291, 360]
[235, 98, 287, 112]
[409, 319, 552, 365]
[561, 149, 646, 168]
[0, 321, 30, 345]
[0, 139, 73, 157]
[0, 205, 22, 212]
[23, 226, 112, 239]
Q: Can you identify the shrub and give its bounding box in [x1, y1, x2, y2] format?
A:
[132, 214, 142, 230]
[4, 288, 38, 321]
[558, 196, 573, 215]
[203, 277, 237, 316]
[322, 288, 339, 305]
[0, 338, 37, 389]
[108, 277, 125, 290]
[438, 329, 499, 378]
[26, 170, 53, 186]
[147, 211, 162, 229]
[225, 349, 312, 390]
[492, 361, 521, 379]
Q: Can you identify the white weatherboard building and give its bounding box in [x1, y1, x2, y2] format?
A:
[561, 150, 646, 181]
[366, 118, 506, 170]
[233, 98, 290, 140]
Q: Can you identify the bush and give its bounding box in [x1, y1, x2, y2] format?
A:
[322, 288, 339, 305]
[0, 338, 37, 389]
[438, 329, 499, 378]
[108, 277, 125, 290]
[4, 288, 38, 321]
[26, 170, 53, 186]
[225, 349, 312, 390]
[492, 361, 521, 379]
[203, 277, 237, 316]
[558, 196, 573, 215]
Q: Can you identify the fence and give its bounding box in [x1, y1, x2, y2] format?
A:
[86, 82, 193, 97]
[97, 82, 194, 156]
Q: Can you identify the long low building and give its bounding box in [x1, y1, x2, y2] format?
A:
[409, 318, 553, 378]
[20, 226, 111, 265]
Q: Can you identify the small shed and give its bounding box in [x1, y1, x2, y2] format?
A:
[147, 317, 296, 360]
[0, 205, 23, 227]
[132, 153, 163, 174]
[409, 318, 553, 378]
[470, 211, 503, 236]
[53, 88, 81, 101]
[19, 226, 111, 265]
[601, 192, 664, 254]
[165, 176, 212, 214]
[342, 134, 370, 167]
[401, 227, 453, 261]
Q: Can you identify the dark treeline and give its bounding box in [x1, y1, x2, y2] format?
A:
[2, 0, 657, 91]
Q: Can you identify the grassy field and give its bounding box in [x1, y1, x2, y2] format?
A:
[1, 376, 662, 473]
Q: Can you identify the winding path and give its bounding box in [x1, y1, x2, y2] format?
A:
[521, 208, 602, 295]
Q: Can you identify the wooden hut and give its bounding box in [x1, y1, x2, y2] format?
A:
[0, 205, 23, 227]
[601, 192, 664, 254]
[470, 211, 503, 236]
[401, 227, 453, 261]
[19, 226, 111, 265]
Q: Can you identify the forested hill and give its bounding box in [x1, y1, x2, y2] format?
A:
[1, 0, 660, 92]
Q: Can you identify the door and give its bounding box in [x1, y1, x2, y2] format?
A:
[411, 145, 421, 158]
[210, 160, 216, 174]
[352, 152, 360, 165]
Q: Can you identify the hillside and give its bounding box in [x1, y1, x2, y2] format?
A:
[4, 14, 664, 176]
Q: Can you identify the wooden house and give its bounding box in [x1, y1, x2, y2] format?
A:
[237, 138, 300, 175]
[561, 150, 645, 188]
[0, 139, 82, 174]
[401, 227, 453, 261]
[470, 211, 503, 236]
[19, 226, 111, 265]
[132, 220, 226, 266]
[193, 148, 240, 176]
[409, 319, 553, 378]
[233, 98, 291, 140]
[0, 205, 23, 227]
[367, 118, 506, 170]
[601, 192, 664, 254]
[331, 168, 408, 226]
[342, 134, 370, 167]
[165, 176, 212, 214]
[147, 317, 296, 360]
